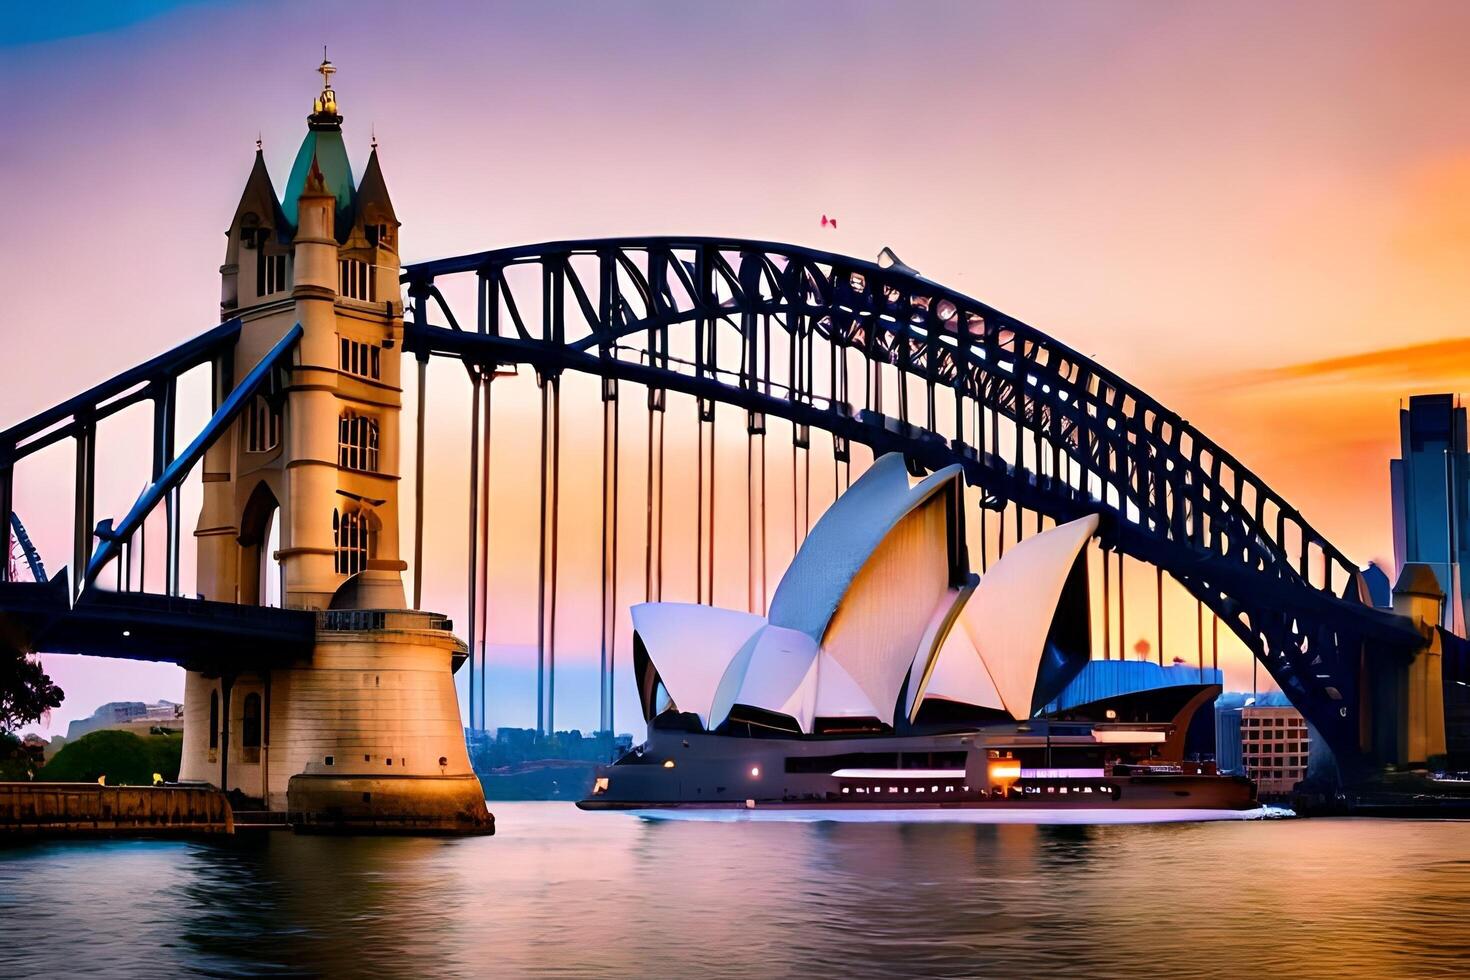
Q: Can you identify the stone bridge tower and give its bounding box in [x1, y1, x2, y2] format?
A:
[177, 60, 488, 832]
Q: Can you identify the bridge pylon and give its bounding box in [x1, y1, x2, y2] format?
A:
[177, 59, 487, 831]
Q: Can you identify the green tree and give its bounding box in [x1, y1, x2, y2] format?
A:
[0, 649, 63, 733]
[0, 731, 44, 780]
[38, 730, 183, 785]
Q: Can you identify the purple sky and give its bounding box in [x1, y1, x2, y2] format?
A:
[6, 2, 1470, 735]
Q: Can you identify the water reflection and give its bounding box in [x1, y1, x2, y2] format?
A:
[2, 807, 1469, 978]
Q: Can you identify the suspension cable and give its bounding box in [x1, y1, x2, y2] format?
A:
[748, 412, 767, 614]
[466, 371, 481, 731]
[548, 374, 561, 737]
[697, 405, 705, 605]
[600, 378, 619, 741]
[1118, 551, 1126, 659]
[1197, 596, 1205, 682]
[477, 376, 492, 731]
[536, 372, 550, 736]
[1157, 565, 1165, 667]
[645, 389, 665, 603]
[1213, 608, 1220, 673]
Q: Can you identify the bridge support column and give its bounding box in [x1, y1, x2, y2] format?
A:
[281, 614, 491, 834]
[0, 465, 11, 584]
[73, 418, 96, 596]
[1367, 563, 1451, 769]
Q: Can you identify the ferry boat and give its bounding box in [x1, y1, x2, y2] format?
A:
[578, 453, 1255, 816]
[580, 723, 1254, 813]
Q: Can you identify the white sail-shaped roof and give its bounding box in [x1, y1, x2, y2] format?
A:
[817, 486, 957, 724]
[632, 453, 1096, 735]
[915, 608, 1006, 713]
[903, 585, 1005, 720]
[707, 624, 883, 733]
[768, 453, 962, 642]
[631, 602, 765, 727]
[956, 514, 1099, 719]
[708, 623, 821, 731]
[763, 453, 964, 727]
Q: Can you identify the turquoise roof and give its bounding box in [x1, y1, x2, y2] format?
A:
[281, 126, 356, 239]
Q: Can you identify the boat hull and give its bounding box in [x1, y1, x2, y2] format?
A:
[577, 727, 1256, 813]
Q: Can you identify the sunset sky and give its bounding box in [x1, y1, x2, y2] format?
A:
[4, 1, 1470, 736]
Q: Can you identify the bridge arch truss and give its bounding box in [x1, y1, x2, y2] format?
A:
[402, 236, 1422, 772]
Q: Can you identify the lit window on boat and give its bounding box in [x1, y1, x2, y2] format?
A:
[841, 787, 850, 794]
[889, 787, 898, 794]
[915, 787, 925, 794]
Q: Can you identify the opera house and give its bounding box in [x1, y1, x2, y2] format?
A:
[580, 454, 1255, 814]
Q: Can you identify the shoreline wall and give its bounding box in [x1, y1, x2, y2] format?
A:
[0, 783, 233, 837]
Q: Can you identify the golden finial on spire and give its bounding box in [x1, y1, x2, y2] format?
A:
[315, 46, 338, 116]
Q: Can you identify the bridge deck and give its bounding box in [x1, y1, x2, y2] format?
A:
[0, 577, 316, 672]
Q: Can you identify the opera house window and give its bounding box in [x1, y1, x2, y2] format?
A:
[338, 411, 379, 472]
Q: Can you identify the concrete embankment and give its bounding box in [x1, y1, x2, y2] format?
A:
[0, 783, 233, 838]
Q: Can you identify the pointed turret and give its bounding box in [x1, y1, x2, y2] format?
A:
[355, 147, 398, 238]
[222, 142, 289, 316]
[229, 143, 284, 238]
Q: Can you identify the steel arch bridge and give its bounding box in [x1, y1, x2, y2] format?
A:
[401, 236, 1425, 776]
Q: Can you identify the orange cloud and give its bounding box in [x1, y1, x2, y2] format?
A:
[1227, 337, 1470, 390]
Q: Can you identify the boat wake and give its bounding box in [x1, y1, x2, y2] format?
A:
[629, 805, 1296, 825]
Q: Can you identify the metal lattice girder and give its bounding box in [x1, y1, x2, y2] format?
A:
[403, 237, 1425, 772]
[0, 320, 242, 467]
[0, 320, 244, 587]
[82, 324, 303, 587]
[406, 240, 1350, 590]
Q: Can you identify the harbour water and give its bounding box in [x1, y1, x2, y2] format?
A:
[3, 804, 1469, 978]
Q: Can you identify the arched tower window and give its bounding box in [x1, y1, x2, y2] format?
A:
[338, 412, 379, 472]
[243, 396, 281, 453]
[256, 245, 289, 297]
[333, 507, 377, 576]
[241, 692, 262, 762]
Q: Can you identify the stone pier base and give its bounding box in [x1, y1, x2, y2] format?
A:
[287, 773, 493, 835]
